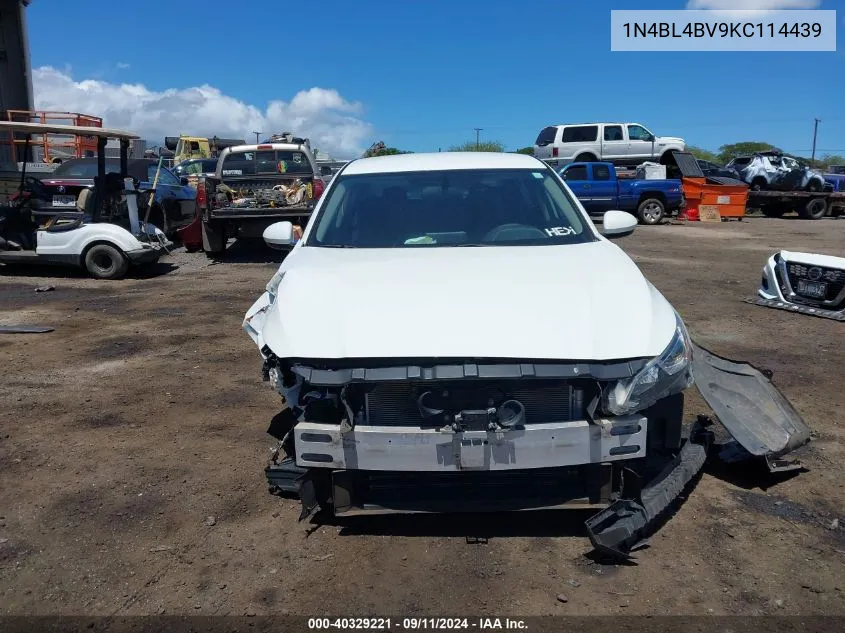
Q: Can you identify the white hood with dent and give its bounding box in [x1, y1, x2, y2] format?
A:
[247, 241, 678, 362]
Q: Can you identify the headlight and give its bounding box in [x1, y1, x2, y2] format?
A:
[266, 269, 285, 300]
[602, 312, 693, 416]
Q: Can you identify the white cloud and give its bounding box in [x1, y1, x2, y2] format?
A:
[32, 66, 372, 157]
[687, 0, 820, 8]
[116, 62, 130, 70]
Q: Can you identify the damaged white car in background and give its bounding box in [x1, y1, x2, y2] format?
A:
[244, 152, 811, 559]
[747, 250, 845, 321]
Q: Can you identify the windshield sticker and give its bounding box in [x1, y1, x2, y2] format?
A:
[532, 172, 544, 179]
[277, 161, 288, 173]
[545, 226, 576, 237]
[222, 169, 242, 176]
[292, 154, 302, 163]
[404, 235, 436, 245]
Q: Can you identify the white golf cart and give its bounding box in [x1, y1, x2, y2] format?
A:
[0, 121, 172, 279]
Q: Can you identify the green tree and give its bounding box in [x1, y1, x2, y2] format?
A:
[819, 153, 845, 169]
[717, 141, 780, 164]
[449, 140, 505, 152]
[514, 146, 534, 155]
[686, 145, 719, 163]
[363, 141, 411, 158]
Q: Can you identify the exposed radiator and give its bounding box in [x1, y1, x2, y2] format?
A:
[364, 382, 576, 426]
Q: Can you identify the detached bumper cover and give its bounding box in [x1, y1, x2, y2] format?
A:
[691, 343, 812, 465]
[585, 341, 811, 559]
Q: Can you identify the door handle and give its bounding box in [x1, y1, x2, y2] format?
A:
[583, 184, 591, 189]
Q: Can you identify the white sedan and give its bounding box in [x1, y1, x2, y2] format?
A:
[243, 152, 810, 558]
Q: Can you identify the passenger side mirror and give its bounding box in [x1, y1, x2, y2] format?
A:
[263, 221, 296, 249]
[180, 176, 189, 186]
[601, 210, 637, 238]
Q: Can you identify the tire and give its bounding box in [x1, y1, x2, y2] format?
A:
[806, 179, 822, 193]
[637, 198, 665, 225]
[574, 153, 597, 162]
[799, 197, 827, 220]
[84, 244, 129, 280]
[201, 221, 226, 257]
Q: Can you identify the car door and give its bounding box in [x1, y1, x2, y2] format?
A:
[626, 124, 656, 163]
[585, 164, 616, 212]
[559, 164, 597, 212]
[600, 125, 627, 163]
[148, 164, 196, 228]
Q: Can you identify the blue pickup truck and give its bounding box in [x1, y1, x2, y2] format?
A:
[558, 162, 683, 225]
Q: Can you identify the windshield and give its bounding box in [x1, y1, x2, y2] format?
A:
[53, 161, 120, 178]
[306, 168, 595, 248]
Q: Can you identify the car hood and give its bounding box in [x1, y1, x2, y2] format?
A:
[248, 241, 678, 362]
[656, 136, 684, 145]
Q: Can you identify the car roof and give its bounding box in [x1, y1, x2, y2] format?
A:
[343, 152, 544, 175]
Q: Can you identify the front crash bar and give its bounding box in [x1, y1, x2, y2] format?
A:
[584, 419, 711, 560]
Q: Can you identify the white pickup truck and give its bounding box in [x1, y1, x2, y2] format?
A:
[534, 122, 686, 168]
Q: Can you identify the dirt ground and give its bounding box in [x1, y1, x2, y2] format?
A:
[1, 216, 843, 617]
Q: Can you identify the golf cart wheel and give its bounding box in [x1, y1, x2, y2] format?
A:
[201, 221, 226, 257]
[84, 244, 129, 280]
[799, 197, 827, 220]
[637, 198, 665, 225]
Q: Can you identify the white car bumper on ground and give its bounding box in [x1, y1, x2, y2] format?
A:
[750, 250, 845, 321]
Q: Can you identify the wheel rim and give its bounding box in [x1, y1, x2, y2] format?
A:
[643, 203, 661, 222]
[93, 252, 113, 271]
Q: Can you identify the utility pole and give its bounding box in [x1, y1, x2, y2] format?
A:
[811, 118, 821, 162]
[474, 128, 482, 151]
[253, 131, 262, 143]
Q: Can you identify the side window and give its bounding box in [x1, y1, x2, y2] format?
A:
[603, 125, 623, 142]
[592, 164, 611, 181]
[627, 125, 652, 141]
[561, 126, 598, 143]
[562, 165, 588, 180]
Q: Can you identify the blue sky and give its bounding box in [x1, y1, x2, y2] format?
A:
[26, 0, 844, 158]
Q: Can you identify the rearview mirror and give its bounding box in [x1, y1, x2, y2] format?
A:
[601, 210, 637, 238]
[263, 221, 296, 249]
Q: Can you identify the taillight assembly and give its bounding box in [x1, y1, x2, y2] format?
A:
[313, 177, 325, 200]
[196, 181, 207, 211]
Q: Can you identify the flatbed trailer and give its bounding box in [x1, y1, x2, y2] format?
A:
[747, 190, 845, 220]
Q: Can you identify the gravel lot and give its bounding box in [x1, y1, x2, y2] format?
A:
[1, 217, 843, 616]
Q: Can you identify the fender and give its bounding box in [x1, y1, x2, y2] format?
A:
[36, 223, 146, 262]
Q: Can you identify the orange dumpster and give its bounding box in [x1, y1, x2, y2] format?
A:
[680, 177, 748, 221]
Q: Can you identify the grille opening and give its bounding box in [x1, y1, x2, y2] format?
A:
[784, 261, 845, 308]
[361, 380, 584, 427]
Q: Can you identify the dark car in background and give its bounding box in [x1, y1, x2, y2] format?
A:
[41, 158, 197, 236]
[172, 158, 219, 178]
[696, 159, 741, 180]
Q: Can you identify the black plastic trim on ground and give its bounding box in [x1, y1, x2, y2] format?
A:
[584, 421, 710, 561]
[744, 296, 845, 321]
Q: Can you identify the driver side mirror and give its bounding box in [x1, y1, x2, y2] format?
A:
[600, 210, 637, 238]
[263, 221, 296, 249]
[180, 176, 189, 186]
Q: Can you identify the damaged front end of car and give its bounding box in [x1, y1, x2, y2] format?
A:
[244, 291, 811, 561]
